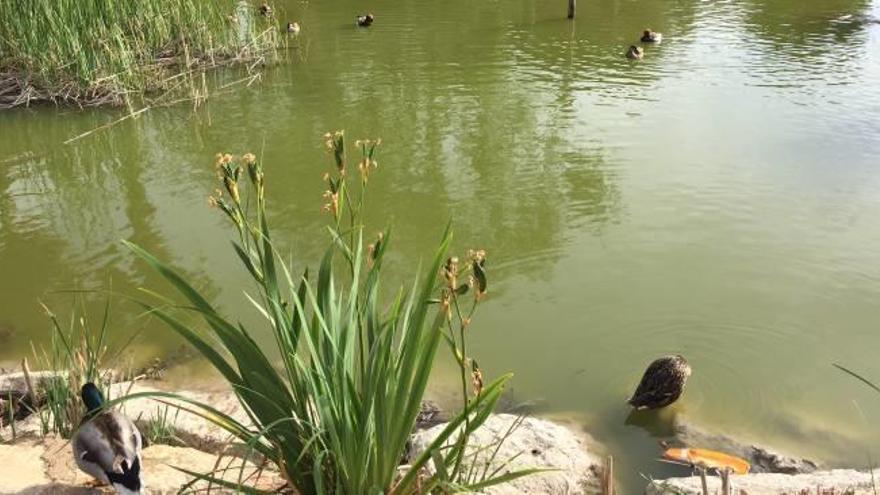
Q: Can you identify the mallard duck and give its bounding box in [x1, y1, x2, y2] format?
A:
[286, 22, 301, 34]
[626, 45, 644, 60]
[641, 29, 662, 43]
[259, 1, 273, 17]
[73, 383, 143, 494]
[357, 13, 374, 27]
[627, 355, 691, 409]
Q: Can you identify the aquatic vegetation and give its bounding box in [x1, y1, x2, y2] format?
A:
[124, 132, 540, 493]
[0, 0, 280, 108]
[143, 404, 183, 447]
[32, 299, 122, 438]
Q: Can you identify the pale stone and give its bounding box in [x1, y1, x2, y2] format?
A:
[139, 444, 285, 494]
[107, 381, 249, 454]
[2, 381, 251, 453]
[408, 413, 604, 494]
[0, 440, 51, 494]
[646, 469, 880, 494]
[0, 437, 284, 494]
[0, 371, 60, 398]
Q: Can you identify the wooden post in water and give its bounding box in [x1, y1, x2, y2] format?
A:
[567, 0, 576, 19]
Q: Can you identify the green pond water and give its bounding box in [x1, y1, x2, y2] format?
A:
[3, 0, 880, 490]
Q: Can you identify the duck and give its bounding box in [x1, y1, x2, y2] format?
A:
[73, 383, 143, 494]
[357, 13, 374, 27]
[286, 22, 301, 34]
[641, 29, 662, 43]
[627, 355, 691, 410]
[259, 1, 273, 17]
[625, 45, 644, 60]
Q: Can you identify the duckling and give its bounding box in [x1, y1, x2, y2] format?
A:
[627, 355, 691, 410]
[259, 1, 273, 17]
[286, 21, 301, 34]
[73, 383, 143, 494]
[625, 45, 644, 60]
[357, 13, 374, 27]
[641, 29, 662, 43]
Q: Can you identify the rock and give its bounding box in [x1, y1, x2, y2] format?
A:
[673, 418, 819, 474]
[645, 469, 880, 494]
[0, 440, 52, 493]
[141, 444, 286, 493]
[106, 381, 250, 454]
[408, 413, 603, 494]
[750, 445, 819, 475]
[416, 400, 448, 430]
[0, 436, 285, 494]
[0, 371, 60, 397]
[0, 380, 250, 453]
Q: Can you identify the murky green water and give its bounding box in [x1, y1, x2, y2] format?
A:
[3, 0, 880, 490]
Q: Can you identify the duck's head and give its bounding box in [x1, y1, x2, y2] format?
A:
[643, 29, 652, 38]
[672, 355, 692, 376]
[81, 382, 105, 413]
[366, 13, 374, 22]
[627, 45, 643, 58]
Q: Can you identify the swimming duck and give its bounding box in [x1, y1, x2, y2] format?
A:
[626, 45, 644, 60]
[641, 29, 662, 43]
[357, 13, 374, 27]
[259, 1, 273, 17]
[286, 22, 301, 34]
[73, 383, 143, 494]
[627, 355, 691, 409]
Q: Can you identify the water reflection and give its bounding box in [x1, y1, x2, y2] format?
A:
[624, 408, 679, 438]
[1, 0, 880, 492]
[738, 0, 875, 92]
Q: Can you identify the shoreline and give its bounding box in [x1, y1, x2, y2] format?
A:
[1, 370, 872, 494]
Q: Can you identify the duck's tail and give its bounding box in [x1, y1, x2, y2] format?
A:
[107, 456, 142, 495]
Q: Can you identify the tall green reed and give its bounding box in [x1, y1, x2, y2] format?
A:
[0, 0, 279, 107]
[123, 132, 539, 493]
[32, 297, 121, 437]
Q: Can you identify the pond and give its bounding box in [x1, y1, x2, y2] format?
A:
[2, 0, 880, 490]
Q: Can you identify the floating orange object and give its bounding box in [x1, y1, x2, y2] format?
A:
[662, 448, 751, 475]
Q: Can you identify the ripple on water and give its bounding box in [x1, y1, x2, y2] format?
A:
[589, 313, 815, 427]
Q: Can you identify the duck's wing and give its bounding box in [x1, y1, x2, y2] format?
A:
[74, 411, 142, 487]
[627, 359, 681, 407]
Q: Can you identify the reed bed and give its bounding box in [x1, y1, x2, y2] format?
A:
[0, 0, 279, 108]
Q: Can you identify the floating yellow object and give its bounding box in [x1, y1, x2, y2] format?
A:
[662, 448, 751, 475]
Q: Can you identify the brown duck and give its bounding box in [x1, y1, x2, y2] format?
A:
[628, 355, 691, 409]
[626, 45, 644, 60]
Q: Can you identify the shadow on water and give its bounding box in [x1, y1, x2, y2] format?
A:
[624, 408, 678, 438]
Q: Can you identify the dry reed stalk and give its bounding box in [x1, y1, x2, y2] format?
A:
[603, 455, 614, 495]
[699, 467, 709, 495]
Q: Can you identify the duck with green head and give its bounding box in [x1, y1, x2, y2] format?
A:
[641, 29, 662, 43]
[73, 383, 143, 495]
